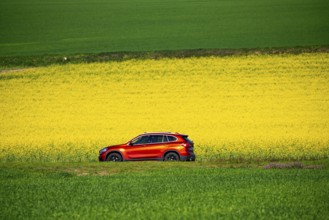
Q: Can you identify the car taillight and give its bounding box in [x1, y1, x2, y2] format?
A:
[182, 143, 194, 151]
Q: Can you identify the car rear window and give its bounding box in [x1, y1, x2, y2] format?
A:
[182, 136, 193, 143]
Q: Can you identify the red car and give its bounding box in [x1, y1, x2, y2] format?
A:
[99, 132, 195, 161]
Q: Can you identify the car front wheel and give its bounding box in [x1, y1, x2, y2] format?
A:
[106, 153, 123, 162]
[164, 152, 179, 161]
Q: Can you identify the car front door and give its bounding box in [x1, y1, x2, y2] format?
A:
[126, 135, 152, 159]
[126, 135, 164, 160]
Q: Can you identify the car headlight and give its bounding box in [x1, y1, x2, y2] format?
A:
[99, 147, 108, 154]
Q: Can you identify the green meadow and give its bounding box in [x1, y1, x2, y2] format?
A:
[0, 0, 328, 56]
[1, 162, 329, 219]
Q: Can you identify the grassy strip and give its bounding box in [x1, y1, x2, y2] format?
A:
[1, 46, 328, 70]
[1, 161, 328, 219]
[1, 160, 328, 176]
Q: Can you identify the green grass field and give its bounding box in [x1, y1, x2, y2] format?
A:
[1, 0, 329, 56]
[1, 162, 328, 219]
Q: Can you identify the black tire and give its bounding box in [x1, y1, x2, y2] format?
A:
[164, 152, 179, 161]
[106, 152, 123, 162]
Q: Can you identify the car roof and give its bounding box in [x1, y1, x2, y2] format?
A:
[142, 132, 187, 136]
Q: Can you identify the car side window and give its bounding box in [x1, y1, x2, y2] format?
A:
[133, 135, 150, 145]
[167, 135, 177, 142]
[150, 135, 164, 143]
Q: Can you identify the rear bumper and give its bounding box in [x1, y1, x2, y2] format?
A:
[180, 154, 196, 161]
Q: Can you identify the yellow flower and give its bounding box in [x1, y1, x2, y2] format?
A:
[1, 53, 328, 161]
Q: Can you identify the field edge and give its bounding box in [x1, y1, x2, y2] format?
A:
[1, 46, 329, 70]
[1, 159, 328, 177]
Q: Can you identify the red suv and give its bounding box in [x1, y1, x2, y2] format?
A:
[99, 132, 195, 162]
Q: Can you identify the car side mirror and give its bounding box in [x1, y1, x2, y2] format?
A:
[128, 141, 133, 146]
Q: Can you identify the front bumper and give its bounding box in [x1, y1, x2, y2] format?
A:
[99, 154, 106, 161]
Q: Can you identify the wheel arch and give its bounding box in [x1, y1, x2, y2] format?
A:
[163, 150, 181, 160]
[106, 150, 124, 161]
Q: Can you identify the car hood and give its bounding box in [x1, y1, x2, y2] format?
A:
[107, 144, 125, 149]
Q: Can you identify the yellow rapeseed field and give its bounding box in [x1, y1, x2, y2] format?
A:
[1, 53, 328, 161]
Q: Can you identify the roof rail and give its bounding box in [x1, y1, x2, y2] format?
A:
[144, 131, 173, 134]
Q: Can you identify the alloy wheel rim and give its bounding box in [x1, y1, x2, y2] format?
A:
[168, 154, 177, 160]
[111, 156, 119, 161]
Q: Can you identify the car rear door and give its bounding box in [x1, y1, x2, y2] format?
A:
[144, 135, 166, 159]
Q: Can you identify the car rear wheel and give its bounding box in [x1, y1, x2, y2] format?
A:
[164, 152, 179, 161]
[106, 153, 123, 162]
